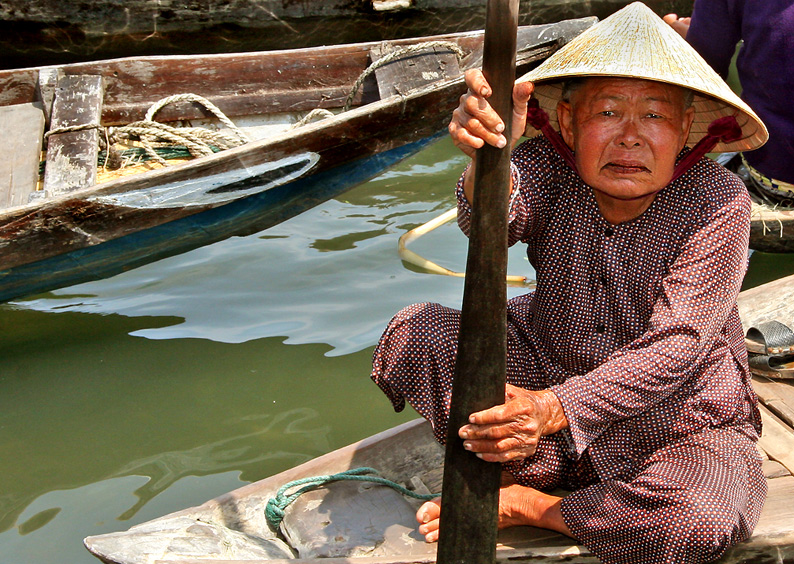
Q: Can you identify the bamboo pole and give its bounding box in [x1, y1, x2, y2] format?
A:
[436, 1, 519, 563]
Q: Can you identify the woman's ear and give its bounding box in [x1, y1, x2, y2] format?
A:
[681, 105, 695, 149]
[557, 100, 575, 150]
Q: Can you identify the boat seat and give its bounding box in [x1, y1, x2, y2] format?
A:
[370, 41, 462, 100]
[42, 74, 104, 196]
[0, 102, 46, 209]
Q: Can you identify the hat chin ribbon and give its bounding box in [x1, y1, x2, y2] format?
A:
[527, 98, 578, 173]
[527, 99, 744, 186]
[670, 115, 743, 182]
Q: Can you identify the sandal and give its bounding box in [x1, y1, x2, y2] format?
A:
[748, 353, 794, 380]
[745, 320, 794, 356]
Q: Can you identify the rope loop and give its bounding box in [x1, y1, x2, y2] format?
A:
[107, 93, 251, 167]
[264, 467, 440, 532]
[343, 41, 466, 112]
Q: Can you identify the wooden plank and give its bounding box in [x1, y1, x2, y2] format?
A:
[738, 272, 794, 332]
[0, 103, 45, 208]
[371, 42, 462, 100]
[757, 403, 794, 475]
[436, 2, 518, 564]
[36, 68, 60, 129]
[42, 74, 104, 196]
[752, 375, 794, 428]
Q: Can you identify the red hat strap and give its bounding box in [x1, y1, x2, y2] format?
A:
[526, 98, 578, 173]
[670, 115, 743, 182]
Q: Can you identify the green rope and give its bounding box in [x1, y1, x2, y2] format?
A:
[265, 467, 440, 531]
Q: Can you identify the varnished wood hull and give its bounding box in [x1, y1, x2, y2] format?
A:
[750, 207, 794, 253]
[0, 19, 594, 303]
[0, 1, 693, 69]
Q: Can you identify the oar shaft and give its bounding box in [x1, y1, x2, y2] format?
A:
[436, 1, 519, 563]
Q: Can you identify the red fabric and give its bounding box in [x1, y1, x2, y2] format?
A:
[670, 115, 743, 182]
[526, 98, 578, 173]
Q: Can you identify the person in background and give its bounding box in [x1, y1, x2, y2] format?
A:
[371, 3, 769, 563]
[664, 0, 794, 204]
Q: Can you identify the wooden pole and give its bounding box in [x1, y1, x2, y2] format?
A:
[435, 1, 518, 563]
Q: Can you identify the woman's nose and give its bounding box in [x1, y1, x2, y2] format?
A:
[616, 118, 642, 147]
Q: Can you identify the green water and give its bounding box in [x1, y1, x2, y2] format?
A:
[2, 136, 794, 564]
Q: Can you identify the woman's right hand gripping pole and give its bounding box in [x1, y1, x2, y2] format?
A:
[449, 69, 534, 203]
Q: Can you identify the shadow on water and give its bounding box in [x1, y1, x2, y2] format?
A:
[0, 305, 411, 536]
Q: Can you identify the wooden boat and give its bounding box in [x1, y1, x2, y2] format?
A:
[750, 205, 794, 253]
[0, 0, 667, 69]
[0, 18, 594, 304]
[84, 274, 794, 563]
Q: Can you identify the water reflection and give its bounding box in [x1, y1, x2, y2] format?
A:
[11, 139, 521, 355]
[0, 305, 411, 536]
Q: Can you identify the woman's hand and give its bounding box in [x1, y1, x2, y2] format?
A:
[449, 70, 534, 203]
[457, 385, 568, 463]
[448, 69, 535, 159]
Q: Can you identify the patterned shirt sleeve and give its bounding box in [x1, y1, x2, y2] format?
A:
[552, 181, 752, 456]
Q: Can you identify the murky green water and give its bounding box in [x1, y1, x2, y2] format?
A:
[3, 136, 794, 564]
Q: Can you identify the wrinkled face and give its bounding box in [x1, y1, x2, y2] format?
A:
[557, 77, 695, 204]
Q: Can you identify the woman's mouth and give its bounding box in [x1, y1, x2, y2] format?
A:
[604, 162, 650, 174]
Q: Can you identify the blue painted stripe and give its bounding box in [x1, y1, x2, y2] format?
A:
[0, 133, 444, 302]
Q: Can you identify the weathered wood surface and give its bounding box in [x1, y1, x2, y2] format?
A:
[0, 103, 45, 208]
[750, 207, 794, 253]
[371, 43, 462, 100]
[42, 74, 104, 195]
[436, 1, 517, 563]
[0, 23, 575, 125]
[738, 273, 794, 331]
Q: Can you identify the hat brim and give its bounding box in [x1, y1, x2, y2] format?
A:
[525, 77, 766, 154]
[517, 2, 768, 153]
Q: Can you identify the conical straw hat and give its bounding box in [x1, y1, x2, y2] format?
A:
[518, 1, 767, 153]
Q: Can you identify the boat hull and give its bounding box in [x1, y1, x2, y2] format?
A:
[0, 135, 440, 301]
[0, 19, 595, 302]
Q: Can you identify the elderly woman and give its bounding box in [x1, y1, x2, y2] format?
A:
[370, 3, 768, 563]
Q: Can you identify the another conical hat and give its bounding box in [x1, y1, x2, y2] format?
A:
[518, 1, 767, 153]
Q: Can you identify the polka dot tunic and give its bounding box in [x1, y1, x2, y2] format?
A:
[371, 136, 767, 563]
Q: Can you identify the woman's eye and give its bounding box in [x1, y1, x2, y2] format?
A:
[600, 110, 615, 117]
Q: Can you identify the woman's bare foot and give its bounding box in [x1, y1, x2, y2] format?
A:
[415, 478, 574, 543]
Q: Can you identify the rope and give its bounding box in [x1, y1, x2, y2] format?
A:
[342, 41, 466, 112]
[264, 467, 439, 532]
[398, 208, 535, 287]
[44, 122, 103, 139]
[292, 108, 336, 129]
[145, 93, 250, 145]
[106, 93, 251, 166]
